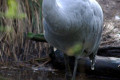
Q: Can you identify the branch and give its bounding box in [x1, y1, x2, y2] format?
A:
[27, 33, 47, 42]
[98, 47, 120, 57]
[49, 50, 120, 79]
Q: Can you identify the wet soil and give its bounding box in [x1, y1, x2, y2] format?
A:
[97, 0, 120, 47]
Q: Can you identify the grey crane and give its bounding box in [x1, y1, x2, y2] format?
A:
[42, 0, 103, 80]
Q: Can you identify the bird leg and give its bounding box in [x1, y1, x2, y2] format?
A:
[89, 53, 96, 70]
[72, 57, 78, 80]
[64, 54, 72, 80]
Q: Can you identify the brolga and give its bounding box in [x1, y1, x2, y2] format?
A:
[42, 0, 103, 80]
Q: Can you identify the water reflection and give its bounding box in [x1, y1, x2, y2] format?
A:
[0, 67, 119, 80]
[0, 68, 65, 80]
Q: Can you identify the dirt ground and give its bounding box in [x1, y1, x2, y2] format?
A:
[97, 0, 120, 47]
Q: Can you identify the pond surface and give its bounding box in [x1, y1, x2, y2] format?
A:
[0, 66, 119, 80]
[0, 66, 64, 80]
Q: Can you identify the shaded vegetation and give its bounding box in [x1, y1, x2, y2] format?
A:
[0, 0, 50, 64]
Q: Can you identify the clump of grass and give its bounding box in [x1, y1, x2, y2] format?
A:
[0, 0, 50, 63]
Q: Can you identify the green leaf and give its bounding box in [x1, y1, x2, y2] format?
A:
[5, 0, 26, 19]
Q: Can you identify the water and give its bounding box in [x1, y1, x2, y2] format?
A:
[0, 67, 64, 80]
[0, 66, 119, 80]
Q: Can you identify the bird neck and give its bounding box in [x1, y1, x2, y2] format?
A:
[42, 0, 70, 34]
[42, 0, 56, 9]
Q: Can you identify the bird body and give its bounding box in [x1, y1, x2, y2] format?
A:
[42, 0, 103, 57]
[42, 0, 103, 79]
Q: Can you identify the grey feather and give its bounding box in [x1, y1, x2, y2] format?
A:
[42, 0, 103, 79]
[42, 0, 103, 57]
